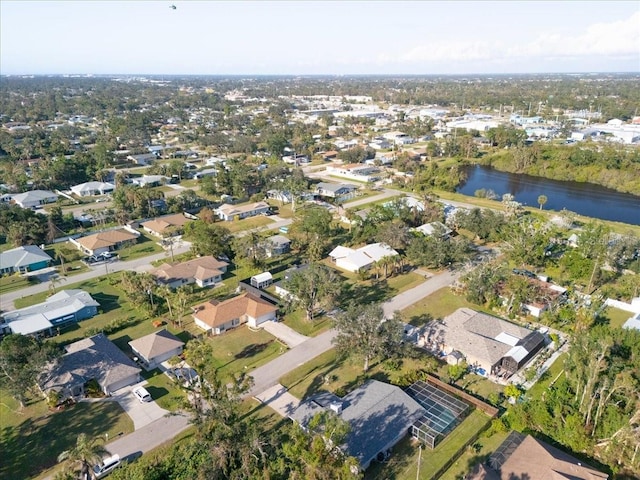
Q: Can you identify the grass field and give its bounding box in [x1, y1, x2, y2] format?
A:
[365, 409, 491, 480]
[141, 369, 189, 412]
[224, 216, 274, 233]
[603, 306, 633, 329]
[0, 393, 133, 480]
[206, 325, 286, 380]
[402, 287, 482, 325]
[117, 232, 163, 261]
[0, 274, 39, 293]
[439, 428, 510, 480]
[282, 309, 332, 337]
[280, 347, 435, 401]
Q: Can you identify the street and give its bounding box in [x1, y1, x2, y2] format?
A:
[0, 243, 191, 311]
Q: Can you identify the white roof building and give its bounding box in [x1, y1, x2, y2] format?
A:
[329, 243, 398, 272]
[70, 182, 115, 197]
[10, 190, 58, 209]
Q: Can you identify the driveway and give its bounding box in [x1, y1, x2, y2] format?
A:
[254, 383, 300, 418]
[262, 320, 309, 348]
[112, 382, 169, 430]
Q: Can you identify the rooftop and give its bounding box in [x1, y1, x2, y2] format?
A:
[128, 329, 184, 360]
[192, 292, 277, 329]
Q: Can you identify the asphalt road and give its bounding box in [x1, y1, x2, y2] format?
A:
[247, 267, 463, 399]
[0, 243, 191, 311]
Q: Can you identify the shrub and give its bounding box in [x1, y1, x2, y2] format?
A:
[47, 390, 61, 408]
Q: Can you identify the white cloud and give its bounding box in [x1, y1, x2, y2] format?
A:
[383, 12, 640, 65]
[509, 11, 640, 58]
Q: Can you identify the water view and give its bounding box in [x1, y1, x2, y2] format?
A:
[458, 165, 640, 226]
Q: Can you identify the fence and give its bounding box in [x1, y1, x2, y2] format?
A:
[604, 297, 640, 314]
[425, 374, 499, 418]
[426, 416, 494, 480]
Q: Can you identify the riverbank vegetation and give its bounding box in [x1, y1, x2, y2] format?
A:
[478, 143, 640, 195]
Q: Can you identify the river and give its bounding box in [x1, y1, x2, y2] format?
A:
[457, 165, 640, 226]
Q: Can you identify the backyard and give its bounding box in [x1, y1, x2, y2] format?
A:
[365, 409, 492, 480]
[0, 389, 133, 480]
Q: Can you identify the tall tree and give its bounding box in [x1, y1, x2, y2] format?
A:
[57, 433, 110, 480]
[0, 334, 59, 407]
[332, 302, 406, 372]
[183, 221, 232, 258]
[283, 263, 342, 321]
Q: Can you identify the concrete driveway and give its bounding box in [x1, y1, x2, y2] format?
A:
[254, 383, 300, 418]
[112, 383, 169, 430]
[262, 320, 309, 348]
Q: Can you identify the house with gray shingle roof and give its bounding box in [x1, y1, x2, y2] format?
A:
[422, 308, 545, 378]
[128, 330, 184, 370]
[290, 380, 426, 470]
[40, 333, 141, 400]
[0, 245, 52, 274]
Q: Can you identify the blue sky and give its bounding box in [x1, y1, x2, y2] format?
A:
[1, 1, 639, 75]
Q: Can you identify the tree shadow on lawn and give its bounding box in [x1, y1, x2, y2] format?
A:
[145, 386, 169, 401]
[91, 292, 121, 314]
[338, 281, 392, 307]
[0, 402, 126, 479]
[408, 312, 434, 327]
[234, 341, 273, 359]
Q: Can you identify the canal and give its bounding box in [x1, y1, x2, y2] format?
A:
[457, 165, 640, 226]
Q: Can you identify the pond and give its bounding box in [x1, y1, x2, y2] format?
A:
[458, 165, 640, 226]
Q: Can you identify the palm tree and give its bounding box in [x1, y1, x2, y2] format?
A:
[49, 274, 67, 295]
[537, 194, 548, 210]
[57, 433, 110, 480]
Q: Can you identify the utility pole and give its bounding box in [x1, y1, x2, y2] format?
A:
[416, 444, 422, 480]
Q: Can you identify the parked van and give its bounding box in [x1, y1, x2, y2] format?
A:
[93, 454, 120, 479]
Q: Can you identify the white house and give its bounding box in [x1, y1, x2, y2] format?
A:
[326, 164, 381, 183]
[10, 190, 58, 209]
[70, 182, 115, 197]
[329, 243, 398, 273]
[215, 201, 270, 221]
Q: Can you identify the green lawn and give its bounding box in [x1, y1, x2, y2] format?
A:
[603, 307, 633, 329]
[0, 274, 39, 293]
[528, 352, 567, 399]
[282, 309, 332, 337]
[365, 409, 491, 480]
[0, 395, 133, 480]
[279, 347, 434, 401]
[205, 325, 286, 380]
[224, 216, 274, 233]
[117, 231, 163, 261]
[141, 369, 189, 411]
[402, 287, 486, 325]
[439, 428, 510, 480]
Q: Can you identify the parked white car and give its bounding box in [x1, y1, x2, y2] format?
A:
[93, 454, 120, 479]
[132, 386, 151, 403]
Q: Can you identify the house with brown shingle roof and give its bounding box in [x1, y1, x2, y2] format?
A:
[468, 431, 608, 480]
[151, 256, 228, 289]
[192, 292, 277, 335]
[70, 228, 139, 256]
[141, 213, 192, 238]
[128, 329, 184, 370]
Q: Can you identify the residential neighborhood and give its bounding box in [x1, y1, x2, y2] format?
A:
[0, 72, 638, 480]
